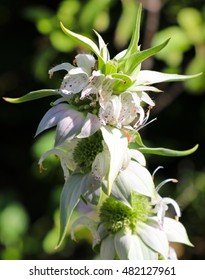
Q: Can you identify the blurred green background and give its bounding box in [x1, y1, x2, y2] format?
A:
[1, 0, 205, 260]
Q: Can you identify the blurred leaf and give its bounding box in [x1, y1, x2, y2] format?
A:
[152, 26, 191, 67]
[57, 0, 80, 25]
[115, 0, 139, 48]
[50, 30, 75, 52]
[185, 56, 205, 94]
[79, 0, 111, 31]
[23, 5, 54, 22]
[0, 203, 28, 245]
[177, 8, 203, 44]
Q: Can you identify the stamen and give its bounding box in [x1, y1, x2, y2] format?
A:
[156, 178, 178, 192]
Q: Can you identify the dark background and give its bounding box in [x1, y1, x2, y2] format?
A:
[1, 0, 205, 259]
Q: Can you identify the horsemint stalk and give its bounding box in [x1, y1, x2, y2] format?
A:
[3, 4, 199, 254]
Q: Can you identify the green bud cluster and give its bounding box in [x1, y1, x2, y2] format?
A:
[73, 131, 103, 173]
[99, 193, 151, 234]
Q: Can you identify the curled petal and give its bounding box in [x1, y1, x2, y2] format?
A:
[49, 62, 74, 78]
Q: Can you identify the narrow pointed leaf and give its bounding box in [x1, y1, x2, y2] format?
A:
[60, 22, 104, 69]
[122, 4, 142, 60]
[123, 39, 170, 75]
[139, 144, 198, 157]
[93, 30, 110, 62]
[136, 70, 202, 85]
[3, 89, 59, 104]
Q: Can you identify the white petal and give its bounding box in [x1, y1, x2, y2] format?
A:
[35, 103, 74, 137]
[99, 95, 121, 126]
[130, 149, 146, 166]
[129, 234, 158, 260]
[92, 150, 109, 181]
[100, 126, 128, 195]
[117, 160, 155, 198]
[75, 54, 96, 75]
[61, 69, 89, 93]
[138, 221, 169, 258]
[114, 229, 131, 260]
[55, 110, 85, 146]
[48, 62, 74, 78]
[163, 217, 193, 246]
[140, 91, 155, 106]
[100, 235, 116, 260]
[77, 113, 101, 138]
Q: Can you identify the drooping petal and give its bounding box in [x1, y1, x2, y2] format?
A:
[100, 235, 116, 260]
[137, 221, 169, 258]
[55, 110, 85, 146]
[101, 126, 128, 195]
[163, 217, 194, 246]
[35, 104, 66, 136]
[48, 62, 74, 78]
[77, 113, 101, 138]
[35, 103, 80, 137]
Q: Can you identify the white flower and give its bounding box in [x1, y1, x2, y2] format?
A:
[49, 54, 96, 97]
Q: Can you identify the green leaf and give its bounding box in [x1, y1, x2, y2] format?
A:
[111, 73, 134, 92]
[122, 4, 142, 60]
[123, 38, 170, 76]
[60, 22, 105, 70]
[93, 30, 110, 62]
[139, 144, 198, 157]
[3, 89, 59, 104]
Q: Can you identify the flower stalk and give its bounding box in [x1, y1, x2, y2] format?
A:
[4, 4, 199, 258]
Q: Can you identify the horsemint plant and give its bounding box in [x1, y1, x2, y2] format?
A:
[4, 5, 200, 259]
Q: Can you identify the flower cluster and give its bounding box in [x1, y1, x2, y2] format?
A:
[5, 5, 198, 259]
